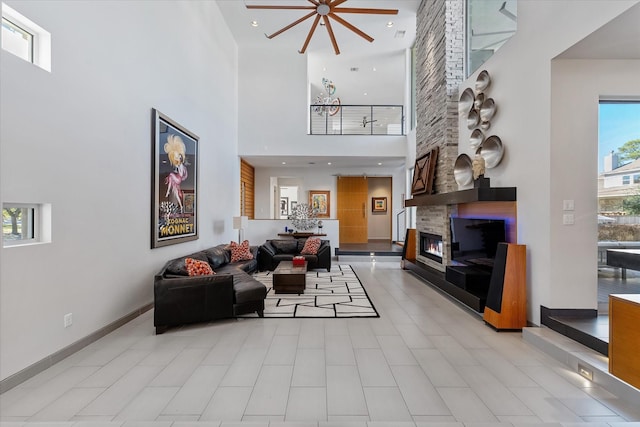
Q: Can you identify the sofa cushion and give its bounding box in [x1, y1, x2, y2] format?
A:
[271, 239, 298, 254]
[204, 246, 229, 269]
[300, 237, 321, 255]
[185, 258, 215, 276]
[229, 240, 253, 262]
[165, 251, 209, 276]
[233, 273, 267, 304]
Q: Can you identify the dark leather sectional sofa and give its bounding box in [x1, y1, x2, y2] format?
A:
[257, 238, 331, 271]
[153, 244, 267, 334]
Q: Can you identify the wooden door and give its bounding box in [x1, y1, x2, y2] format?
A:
[337, 176, 368, 243]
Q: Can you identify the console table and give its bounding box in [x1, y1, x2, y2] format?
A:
[277, 233, 326, 239]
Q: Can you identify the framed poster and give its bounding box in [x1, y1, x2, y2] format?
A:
[372, 197, 387, 212]
[151, 109, 199, 248]
[280, 197, 289, 216]
[309, 190, 330, 218]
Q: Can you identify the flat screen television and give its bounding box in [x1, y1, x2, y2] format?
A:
[450, 217, 506, 268]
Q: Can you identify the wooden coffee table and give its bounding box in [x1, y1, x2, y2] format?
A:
[273, 260, 307, 294]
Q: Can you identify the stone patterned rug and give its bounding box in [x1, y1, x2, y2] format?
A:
[245, 265, 379, 318]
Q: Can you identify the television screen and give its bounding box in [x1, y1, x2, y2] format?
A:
[450, 217, 506, 267]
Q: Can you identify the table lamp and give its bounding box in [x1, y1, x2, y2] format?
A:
[233, 216, 248, 242]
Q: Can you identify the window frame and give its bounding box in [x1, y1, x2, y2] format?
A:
[3, 203, 38, 247]
[1, 16, 34, 62]
[1, 2, 51, 72]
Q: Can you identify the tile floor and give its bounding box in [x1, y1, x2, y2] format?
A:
[2, 261, 640, 427]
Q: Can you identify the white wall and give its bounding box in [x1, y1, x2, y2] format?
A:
[550, 59, 640, 308]
[0, 0, 239, 380]
[457, 0, 639, 325]
[367, 177, 392, 240]
[237, 46, 406, 159]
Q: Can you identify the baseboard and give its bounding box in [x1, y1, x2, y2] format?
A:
[0, 302, 153, 394]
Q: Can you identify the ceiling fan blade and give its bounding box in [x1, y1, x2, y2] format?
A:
[322, 15, 340, 55]
[307, 0, 320, 5]
[329, 0, 348, 6]
[329, 13, 374, 43]
[299, 14, 321, 54]
[265, 11, 317, 39]
[334, 7, 399, 15]
[246, 5, 316, 10]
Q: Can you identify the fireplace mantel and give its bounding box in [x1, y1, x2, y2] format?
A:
[405, 187, 516, 207]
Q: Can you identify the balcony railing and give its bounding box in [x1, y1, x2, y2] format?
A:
[310, 104, 404, 135]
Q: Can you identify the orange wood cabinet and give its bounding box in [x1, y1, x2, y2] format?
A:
[609, 294, 640, 389]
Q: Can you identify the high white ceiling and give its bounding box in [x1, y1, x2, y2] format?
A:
[216, 0, 419, 54]
[217, 0, 419, 104]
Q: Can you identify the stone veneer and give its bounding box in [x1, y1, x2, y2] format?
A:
[414, 0, 464, 272]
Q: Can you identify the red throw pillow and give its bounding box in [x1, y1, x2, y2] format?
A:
[300, 237, 321, 255]
[185, 257, 215, 276]
[229, 240, 253, 262]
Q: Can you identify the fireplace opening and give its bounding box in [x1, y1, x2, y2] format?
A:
[420, 232, 443, 263]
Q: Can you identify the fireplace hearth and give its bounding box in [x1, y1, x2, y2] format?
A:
[420, 232, 443, 264]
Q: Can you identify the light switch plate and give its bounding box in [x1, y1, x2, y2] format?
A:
[563, 199, 575, 211]
[563, 214, 575, 225]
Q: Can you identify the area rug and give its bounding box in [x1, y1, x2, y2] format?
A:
[245, 265, 379, 318]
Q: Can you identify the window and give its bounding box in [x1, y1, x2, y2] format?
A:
[634, 175, 640, 184]
[623, 175, 630, 185]
[1, 16, 33, 62]
[465, 0, 517, 77]
[1, 3, 51, 72]
[2, 203, 51, 247]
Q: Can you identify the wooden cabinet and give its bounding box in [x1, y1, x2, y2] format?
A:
[609, 294, 640, 389]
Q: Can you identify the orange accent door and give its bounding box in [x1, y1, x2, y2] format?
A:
[337, 176, 368, 243]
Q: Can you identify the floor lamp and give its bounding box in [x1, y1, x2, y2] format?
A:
[233, 216, 248, 243]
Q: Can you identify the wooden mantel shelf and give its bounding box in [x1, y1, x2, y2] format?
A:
[405, 187, 516, 207]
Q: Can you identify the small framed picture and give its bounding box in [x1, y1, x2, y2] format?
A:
[372, 197, 387, 212]
[309, 190, 330, 218]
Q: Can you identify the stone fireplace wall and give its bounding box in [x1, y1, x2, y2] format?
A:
[414, 0, 464, 272]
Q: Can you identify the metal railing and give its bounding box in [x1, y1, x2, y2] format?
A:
[310, 104, 404, 135]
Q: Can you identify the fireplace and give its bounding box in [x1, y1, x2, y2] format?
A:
[420, 232, 443, 263]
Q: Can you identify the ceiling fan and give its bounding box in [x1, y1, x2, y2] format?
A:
[246, 0, 398, 55]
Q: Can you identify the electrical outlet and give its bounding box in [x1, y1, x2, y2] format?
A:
[563, 214, 575, 225]
[64, 313, 73, 328]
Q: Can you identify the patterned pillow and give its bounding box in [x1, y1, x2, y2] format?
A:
[229, 240, 254, 262]
[185, 257, 215, 276]
[300, 237, 321, 255]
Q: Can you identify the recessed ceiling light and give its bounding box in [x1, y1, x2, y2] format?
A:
[250, 20, 258, 27]
[282, 161, 286, 165]
[386, 21, 394, 28]
[327, 162, 332, 165]
[372, 67, 377, 72]
[378, 163, 382, 166]
[364, 92, 368, 96]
